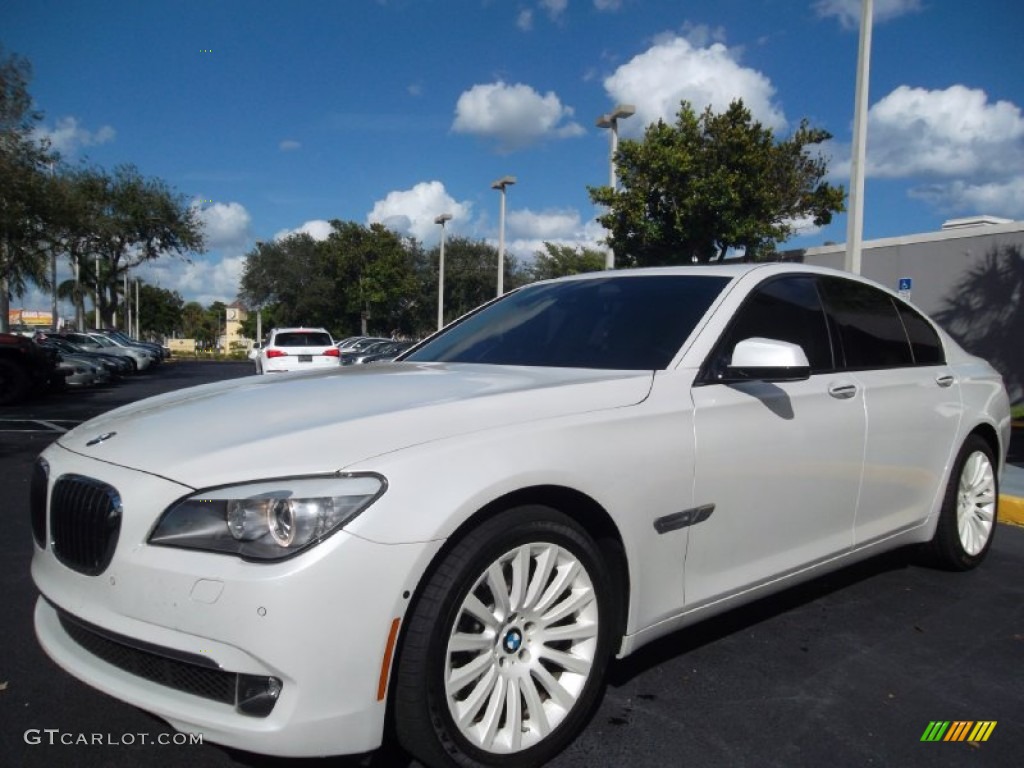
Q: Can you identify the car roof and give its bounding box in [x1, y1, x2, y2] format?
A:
[536, 262, 853, 283]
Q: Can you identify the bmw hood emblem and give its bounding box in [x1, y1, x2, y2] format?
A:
[86, 432, 117, 447]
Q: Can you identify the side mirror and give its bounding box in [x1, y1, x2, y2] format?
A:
[723, 337, 811, 383]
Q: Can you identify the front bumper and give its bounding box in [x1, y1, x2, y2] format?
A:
[31, 447, 442, 757]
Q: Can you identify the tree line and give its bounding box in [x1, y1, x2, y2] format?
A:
[239, 228, 606, 341]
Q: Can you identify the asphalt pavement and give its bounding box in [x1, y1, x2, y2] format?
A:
[1, 363, 1021, 768]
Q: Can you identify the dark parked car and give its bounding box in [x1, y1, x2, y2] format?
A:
[0, 332, 62, 405]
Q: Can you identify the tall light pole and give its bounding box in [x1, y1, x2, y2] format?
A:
[49, 162, 58, 331]
[491, 176, 516, 296]
[596, 104, 635, 270]
[94, 254, 100, 328]
[845, 0, 873, 275]
[254, 241, 264, 343]
[434, 213, 452, 330]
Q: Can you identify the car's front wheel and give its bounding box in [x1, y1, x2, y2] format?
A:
[394, 505, 618, 768]
[928, 435, 998, 570]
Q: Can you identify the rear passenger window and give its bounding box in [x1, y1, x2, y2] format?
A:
[705, 276, 835, 378]
[896, 303, 945, 365]
[819, 278, 913, 369]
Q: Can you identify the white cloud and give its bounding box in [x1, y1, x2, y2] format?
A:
[909, 178, 1024, 220]
[492, 207, 609, 260]
[603, 34, 786, 135]
[197, 202, 252, 250]
[593, 0, 622, 10]
[452, 81, 585, 151]
[367, 181, 472, 244]
[785, 214, 825, 238]
[134, 254, 245, 307]
[279, 139, 301, 151]
[865, 85, 1024, 178]
[814, 0, 922, 29]
[274, 219, 334, 242]
[517, 9, 533, 31]
[541, 0, 568, 20]
[34, 116, 115, 155]
[678, 22, 727, 48]
[507, 208, 582, 240]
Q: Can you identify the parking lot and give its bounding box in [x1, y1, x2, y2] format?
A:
[1, 361, 1021, 768]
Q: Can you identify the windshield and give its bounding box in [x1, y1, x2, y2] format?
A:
[406, 275, 729, 370]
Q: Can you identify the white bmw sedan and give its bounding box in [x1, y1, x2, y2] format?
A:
[30, 264, 1011, 768]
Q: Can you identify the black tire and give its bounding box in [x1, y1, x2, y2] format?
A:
[0, 358, 32, 405]
[394, 506, 618, 768]
[927, 435, 999, 571]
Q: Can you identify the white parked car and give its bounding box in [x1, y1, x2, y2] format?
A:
[30, 265, 1011, 767]
[254, 327, 339, 374]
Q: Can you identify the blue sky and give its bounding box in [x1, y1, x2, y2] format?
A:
[7, 0, 1024, 310]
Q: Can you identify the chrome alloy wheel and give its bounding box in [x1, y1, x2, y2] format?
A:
[956, 449, 996, 556]
[444, 542, 600, 754]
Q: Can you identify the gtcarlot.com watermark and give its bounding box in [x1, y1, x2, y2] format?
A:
[25, 729, 203, 747]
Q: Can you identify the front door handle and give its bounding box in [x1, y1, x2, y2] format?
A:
[828, 382, 858, 400]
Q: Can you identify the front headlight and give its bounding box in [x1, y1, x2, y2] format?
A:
[149, 474, 385, 561]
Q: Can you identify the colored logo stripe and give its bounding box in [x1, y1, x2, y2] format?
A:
[921, 721, 996, 742]
[967, 722, 997, 742]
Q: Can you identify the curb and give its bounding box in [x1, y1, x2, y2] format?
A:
[1001, 494, 1024, 527]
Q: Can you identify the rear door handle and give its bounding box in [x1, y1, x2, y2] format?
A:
[936, 374, 955, 388]
[828, 382, 858, 400]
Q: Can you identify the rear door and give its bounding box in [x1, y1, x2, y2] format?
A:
[817, 277, 962, 544]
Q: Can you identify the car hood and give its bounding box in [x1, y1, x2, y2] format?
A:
[58, 362, 653, 488]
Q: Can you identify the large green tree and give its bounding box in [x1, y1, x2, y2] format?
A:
[589, 100, 846, 266]
[79, 164, 205, 326]
[0, 46, 58, 331]
[325, 221, 420, 336]
[137, 283, 184, 336]
[240, 234, 337, 330]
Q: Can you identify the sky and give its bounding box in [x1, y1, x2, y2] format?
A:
[7, 0, 1024, 313]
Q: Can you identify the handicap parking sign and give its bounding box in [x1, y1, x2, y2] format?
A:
[898, 277, 912, 298]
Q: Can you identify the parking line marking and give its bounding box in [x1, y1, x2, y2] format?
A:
[0, 419, 82, 433]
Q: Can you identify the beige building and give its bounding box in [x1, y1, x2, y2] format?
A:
[223, 303, 249, 352]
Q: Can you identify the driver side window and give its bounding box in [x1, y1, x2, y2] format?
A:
[705, 276, 835, 380]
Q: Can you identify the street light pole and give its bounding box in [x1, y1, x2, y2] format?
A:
[94, 254, 100, 328]
[596, 104, 635, 270]
[845, 0, 873, 275]
[491, 176, 516, 297]
[254, 241, 264, 344]
[434, 213, 452, 331]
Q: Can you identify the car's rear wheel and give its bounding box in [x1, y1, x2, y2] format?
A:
[394, 506, 617, 768]
[928, 435, 998, 570]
